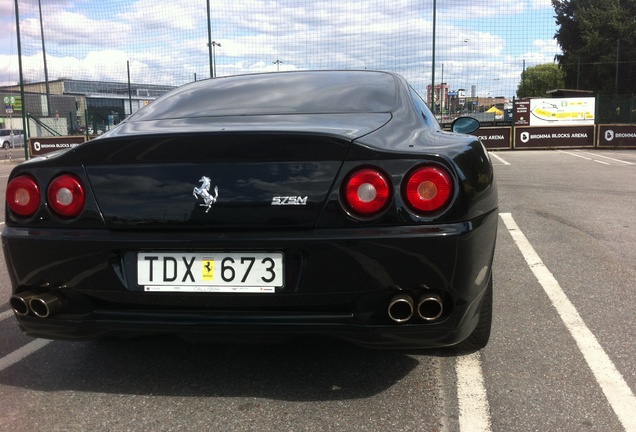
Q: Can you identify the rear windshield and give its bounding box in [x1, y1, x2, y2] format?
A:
[129, 71, 398, 121]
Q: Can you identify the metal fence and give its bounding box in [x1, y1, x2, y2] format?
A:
[596, 94, 636, 125]
[2, 0, 636, 137]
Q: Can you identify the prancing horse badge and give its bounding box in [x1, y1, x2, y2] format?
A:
[192, 176, 219, 213]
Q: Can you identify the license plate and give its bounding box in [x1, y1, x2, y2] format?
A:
[137, 252, 283, 293]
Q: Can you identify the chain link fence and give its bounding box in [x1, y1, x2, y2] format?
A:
[596, 94, 636, 125]
[2, 0, 635, 139]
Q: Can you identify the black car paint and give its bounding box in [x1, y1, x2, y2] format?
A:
[2, 71, 497, 348]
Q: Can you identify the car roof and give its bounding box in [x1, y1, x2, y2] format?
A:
[128, 70, 401, 121]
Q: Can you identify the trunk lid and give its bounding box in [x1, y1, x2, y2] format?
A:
[75, 114, 390, 230]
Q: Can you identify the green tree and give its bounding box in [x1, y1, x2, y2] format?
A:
[517, 63, 565, 98]
[553, 0, 636, 94]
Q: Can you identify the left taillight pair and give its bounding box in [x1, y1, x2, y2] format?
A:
[6, 174, 86, 219]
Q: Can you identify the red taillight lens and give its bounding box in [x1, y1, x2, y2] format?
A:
[6, 175, 41, 217]
[403, 165, 453, 214]
[343, 168, 391, 217]
[47, 174, 86, 218]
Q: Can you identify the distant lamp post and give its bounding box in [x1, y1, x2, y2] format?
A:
[206, 0, 212, 77]
[38, 0, 51, 116]
[211, 41, 221, 78]
[273, 59, 283, 72]
[431, 0, 437, 113]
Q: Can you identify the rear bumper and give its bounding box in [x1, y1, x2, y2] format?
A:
[12, 304, 487, 349]
[3, 210, 497, 348]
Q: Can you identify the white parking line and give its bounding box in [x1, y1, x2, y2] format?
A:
[488, 152, 510, 166]
[0, 339, 52, 373]
[0, 224, 54, 373]
[456, 352, 492, 432]
[558, 150, 610, 165]
[577, 151, 634, 165]
[500, 213, 636, 432]
[0, 309, 14, 321]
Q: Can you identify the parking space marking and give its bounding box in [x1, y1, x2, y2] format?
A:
[558, 150, 610, 165]
[456, 352, 492, 432]
[577, 151, 635, 165]
[488, 152, 510, 166]
[0, 339, 51, 373]
[0, 218, 53, 374]
[500, 213, 636, 432]
[0, 309, 14, 321]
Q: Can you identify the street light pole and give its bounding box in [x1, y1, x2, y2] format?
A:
[440, 63, 444, 115]
[13, 0, 29, 159]
[206, 0, 213, 78]
[37, 0, 51, 116]
[273, 59, 283, 71]
[431, 0, 437, 114]
[211, 41, 221, 78]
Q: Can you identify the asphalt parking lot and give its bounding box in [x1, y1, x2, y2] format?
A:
[0, 149, 634, 431]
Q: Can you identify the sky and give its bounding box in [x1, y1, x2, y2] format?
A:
[0, 0, 561, 99]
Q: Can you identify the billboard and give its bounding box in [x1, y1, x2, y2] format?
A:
[514, 99, 530, 125]
[598, 125, 636, 148]
[528, 98, 595, 126]
[29, 136, 88, 156]
[474, 127, 512, 150]
[514, 126, 595, 149]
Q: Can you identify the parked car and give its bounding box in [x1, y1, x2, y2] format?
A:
[1, 129, 24, 149]
[77, 125, 104, 135]
[4, 70, 498, 349]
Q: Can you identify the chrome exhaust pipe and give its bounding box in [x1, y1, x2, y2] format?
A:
[388, 293, 414, 323]
[29, 292, 66, 318]
[417, 293, 443, 321]
[10, 291, 39, 316]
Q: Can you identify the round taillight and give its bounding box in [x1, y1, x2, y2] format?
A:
[6, 175, 41, 217]
[343, 168, 391, 217]
[403, 165, 453, 214]
[47, 174, 86, 218]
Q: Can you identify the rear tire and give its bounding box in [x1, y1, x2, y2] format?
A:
[454, 275, 492, 351]
[2, 142, 9, 150]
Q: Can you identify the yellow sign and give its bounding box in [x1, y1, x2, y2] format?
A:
[2, 95, 22, 111]
[529, 98, 595, 126]
[202, 259, 214, 280]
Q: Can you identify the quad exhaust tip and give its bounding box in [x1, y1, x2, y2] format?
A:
[388, 291, 444, 323]
[10, 291, 66, 318]
[10, 291, 39, 316]
[387, 293, 414, 323]
[417, 293, 443, 321]
[29, 293, 66, 318]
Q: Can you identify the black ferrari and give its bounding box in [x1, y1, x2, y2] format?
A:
[4, 70, 497, 349]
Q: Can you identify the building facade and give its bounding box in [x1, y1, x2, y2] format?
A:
[1, 79, 175, 136]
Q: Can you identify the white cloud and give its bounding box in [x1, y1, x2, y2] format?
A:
[118, 0, 202, 30]
[2, 0, 560, 98]
[529, 0, 554, 9]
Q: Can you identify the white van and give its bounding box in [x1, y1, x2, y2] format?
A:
[1, 129, 25, 149]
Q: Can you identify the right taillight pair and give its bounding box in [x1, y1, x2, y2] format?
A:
[343, 164, 453, 219]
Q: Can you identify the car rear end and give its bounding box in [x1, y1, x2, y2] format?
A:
[2, 71, 498, 348]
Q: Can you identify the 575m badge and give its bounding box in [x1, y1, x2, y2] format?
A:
[271, 196, 308, 205]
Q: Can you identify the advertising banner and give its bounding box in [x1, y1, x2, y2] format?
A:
[29, 136, 88, 156]
[514, 126, 595, 149]
[514, 99, 530, 126]
[598, 125, 636, 148]
[474, 127, 512, 150]
[528, 98, 595, 126]
[2, 95, 22, 111]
